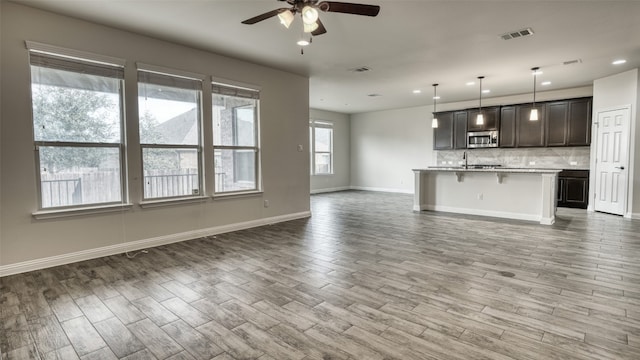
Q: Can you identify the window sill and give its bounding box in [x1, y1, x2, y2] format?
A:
[312, 173, 335, 177]
[33, 203, 134, 220]
[213, 190, 263, 200]
[140, 196, 208, 209]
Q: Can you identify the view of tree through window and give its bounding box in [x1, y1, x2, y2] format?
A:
[310, 121, 333, 175]
[212, 83, 260, 193]
[138, 71, 202, 199]
[30, 53, 125, 209]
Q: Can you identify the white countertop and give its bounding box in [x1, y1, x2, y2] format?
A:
[413, 167, 562, 174]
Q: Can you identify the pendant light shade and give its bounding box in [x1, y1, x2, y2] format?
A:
[302, 6, 319, 25]
[476, 76, 484, 125]
[303, 21, 319, 33]
[530, 67, 539, 121]
[431, 83, 439, 128]
[278, 10, 295, 28]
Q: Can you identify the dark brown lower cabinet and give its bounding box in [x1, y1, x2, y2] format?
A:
[557, 170, 589, 209]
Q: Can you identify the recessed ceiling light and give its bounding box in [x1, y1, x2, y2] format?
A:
[413, 89, 421, 94]
[482, 89, 491, 94]
[466, 81, 475, 86]
[612, 59, 626, 65]
[433, 96, 441, 100]
[541, 81, 551, 86]
[297, 40, 310, 46]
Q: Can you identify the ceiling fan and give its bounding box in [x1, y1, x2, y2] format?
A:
[241, 0, 381, 37]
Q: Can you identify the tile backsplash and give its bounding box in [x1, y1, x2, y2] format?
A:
[436, 147, 590, 169]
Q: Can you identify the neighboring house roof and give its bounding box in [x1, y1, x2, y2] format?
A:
[155, 108, 198, 145]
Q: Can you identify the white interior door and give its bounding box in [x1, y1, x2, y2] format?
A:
[594, 107, 630, 215]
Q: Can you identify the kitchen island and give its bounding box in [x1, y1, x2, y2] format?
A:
[413, 167, 561, 225]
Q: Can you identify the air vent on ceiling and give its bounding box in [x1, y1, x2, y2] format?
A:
[350, 66, 371, 73]
[500, 28, 534, 40]
[563, 59, 583, 65]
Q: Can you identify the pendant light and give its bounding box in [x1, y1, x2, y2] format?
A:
[530, 67, 540, 121]
[476, 76, 485, 125]
[431, 83, 439, 128]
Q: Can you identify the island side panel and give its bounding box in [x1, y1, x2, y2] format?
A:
[413, 170, 426, 211]
[540, 173, 558, 225]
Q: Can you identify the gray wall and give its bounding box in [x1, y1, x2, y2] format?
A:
[351, 106, 433, 193]
[309, 109, 350, 193]
[0, 3, 310, 270]
[591, 69, 639, 218]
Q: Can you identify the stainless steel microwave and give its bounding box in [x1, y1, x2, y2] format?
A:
[467, 131, 499, 148]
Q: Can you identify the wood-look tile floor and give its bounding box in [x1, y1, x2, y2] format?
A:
[2, 190, 640, 359]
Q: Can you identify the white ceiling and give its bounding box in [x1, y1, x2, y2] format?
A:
[11, 0, 640, 114]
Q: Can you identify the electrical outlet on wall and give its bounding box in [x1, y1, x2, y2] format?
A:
[264, 200, 269, 208]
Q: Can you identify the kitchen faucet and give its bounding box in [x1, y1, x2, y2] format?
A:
[463, 151, 468, 169]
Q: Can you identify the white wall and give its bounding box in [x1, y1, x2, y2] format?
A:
[350, 86, 593, 193]
[310, 109, 350, 193]
[591, 69, 639, 218]
[0, 3, 310, 273]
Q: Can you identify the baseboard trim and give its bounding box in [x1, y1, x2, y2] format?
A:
[422, 204, 541, 223]
[0, 211, 311, 277]
[310, 186, 350, 194]
[627, 212, 640, 220]
[349, 186, 414, 194]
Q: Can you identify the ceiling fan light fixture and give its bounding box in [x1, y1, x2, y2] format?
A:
[297, 39, 310, 46]
[302, 6, 319, 25]
[278, 10, 295, 28]
[303, 21, 319, 33]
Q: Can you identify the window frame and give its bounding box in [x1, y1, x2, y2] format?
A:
[137, 68, 204, 201]
[29, 48, 128, 211]
[211, 81, 261, 195]
[310, 120, 334, 175]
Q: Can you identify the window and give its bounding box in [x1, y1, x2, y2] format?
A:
[310, 120, 334, 175]
[138, 69, 202, 200]
[212, 82, 260, 194]
[30, 51, 125, 209]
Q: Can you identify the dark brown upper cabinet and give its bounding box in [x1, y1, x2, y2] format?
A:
[434, 97, 591, 150]
[499, 106, 516, 148]
[467, 106, 500, 132]
[545, 101, 569, 146]
[453, 111, 468, 149]
[516, 104, 545, 147]
[567, 98, 592, 146]
[433, 111, 454, 150]
[544, 98, 592, 147]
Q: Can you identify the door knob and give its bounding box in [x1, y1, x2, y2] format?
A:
[615, 166, 625, 170]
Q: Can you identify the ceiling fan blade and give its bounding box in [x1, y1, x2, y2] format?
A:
[317, 1, 380, 16]
[311, 19, 327, 36]
[241, 8, 289, 24]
